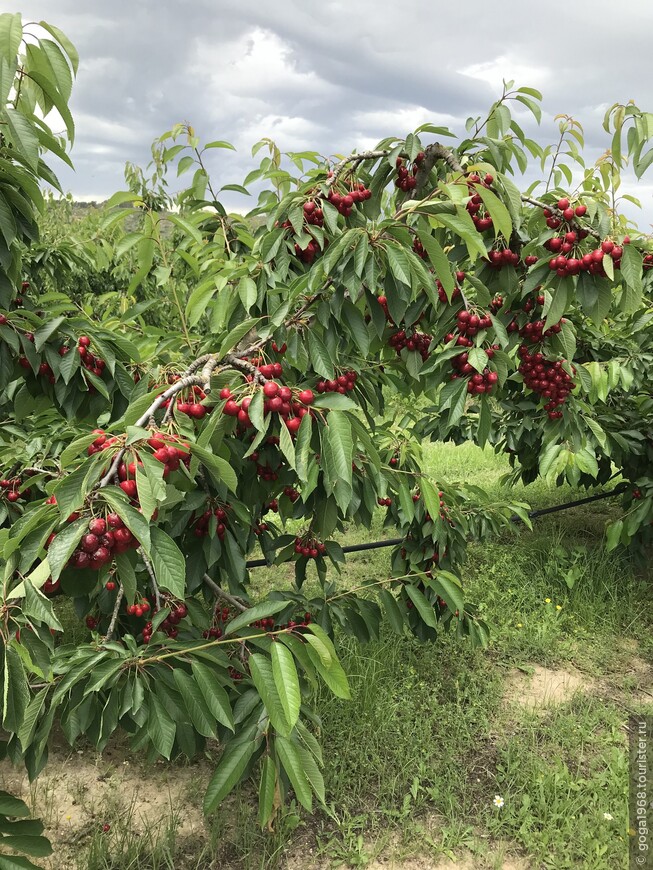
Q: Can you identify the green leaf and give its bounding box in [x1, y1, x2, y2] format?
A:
[173, 669, 216, 738]
[474, 184, 513, 241]
[258, 755, 276, 828]
[23, 582, 63, 632]
[218, 317, 260, 357]
[306, 330, 334, 380]
[311, 393, 357, 410]
[17, 688, 48, 752]
[147, 693, 176, 760]
[203, 725, 259, 813]
[416, 231, 455, 299]
[271, 642, 301, 731]
[3, 645, 28, 732]
[149, 526, 186, 598]
[224, 600, 289, 636]
[379, 589, 405, 634]
[0, 14, 22, 63]
[191, 661, 234, 731]
[405, 584, 437, 628]
[605, 519, 623, 551]
[0, 835, 52, 858]
[189, 444, 237, 493]
[0, 791, 30, 818]
[275, 736, 312, 811]
[47, 517, 87, 581]
[430, 570, 465, 615]
[305, 625, 350, 699]
[384, 243, 412, 286]
[621, 244, 642, 293]
[99, 489, 151, 553]
[278, 422, 296, 470]
[249, 653, 291, 736]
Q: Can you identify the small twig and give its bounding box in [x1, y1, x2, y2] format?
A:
[102, 585, 125, 643]
[203, 573, 248, 612]
[139, 548, 161, 611]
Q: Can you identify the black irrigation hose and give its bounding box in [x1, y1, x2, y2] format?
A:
[245, 484, 629, 569]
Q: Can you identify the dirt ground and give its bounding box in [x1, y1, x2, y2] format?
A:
[2, 649, 651, 869]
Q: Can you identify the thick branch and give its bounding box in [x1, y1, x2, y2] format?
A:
[327, 149, 390, 187]
[203, 573, 248, 612]
[413, 142, 463, 199]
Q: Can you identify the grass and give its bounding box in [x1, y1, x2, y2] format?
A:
[17, 440, 653, 869]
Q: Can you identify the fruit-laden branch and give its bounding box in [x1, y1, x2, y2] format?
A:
[520, 194, 601, 239]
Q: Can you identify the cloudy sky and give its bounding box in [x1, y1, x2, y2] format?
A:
[17, 0, 653, 227]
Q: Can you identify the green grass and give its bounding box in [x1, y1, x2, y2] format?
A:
[51, 440, 652, 869]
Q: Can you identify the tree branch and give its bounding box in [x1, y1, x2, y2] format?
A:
[102, 585, 125, 643]
[203, 573, 248, 612]
[327, 149, 390, 187]
[520, 195, 601, 240]
[139, 548, 161, 611]
[413, 142, 463, 199]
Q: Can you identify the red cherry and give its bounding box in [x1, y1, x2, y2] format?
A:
[223, 399, 240, 416]
[107, 513, 123, 528]
[298, 389, 314, 405]
[263, 381, 279, 398]
[120, 480, 137, 498]
[188, 403, 207, 419]
[81, 533, 100, 553]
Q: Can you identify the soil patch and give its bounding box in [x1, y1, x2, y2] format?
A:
[503, 664, 592, 710]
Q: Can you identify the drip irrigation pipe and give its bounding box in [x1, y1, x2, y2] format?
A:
[244, 484, 628, 569]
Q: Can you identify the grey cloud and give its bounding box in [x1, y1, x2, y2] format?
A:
[15, 0, 653, 224]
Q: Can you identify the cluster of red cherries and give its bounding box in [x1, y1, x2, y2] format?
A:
[487, 247, 533, 269]
[142, 601, 188, 642]
[52, 513, 140, 572]
[447, 347, 499, 394]
[466, 173, 496, 231]
[202, 605, 232, 639]
[326, 181, 372, 215]
[1, 477, 28, 504]
[517, 346, 576, 419]
[388, 328, 433, 361]
[437, 276, 464, 304]
[193, 505, 229, 540]
[220, 380, 314, 436]
[542, 198, 628, 277]
[294, 535, 327, 559]
[395, 153, 424, 192]
[251, 612, 313, 633]
[315, 371, 357, 394]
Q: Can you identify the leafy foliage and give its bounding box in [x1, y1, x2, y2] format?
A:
[0, 13, 652, 844]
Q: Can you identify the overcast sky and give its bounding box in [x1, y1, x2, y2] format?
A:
[17, 1, 653, 228]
